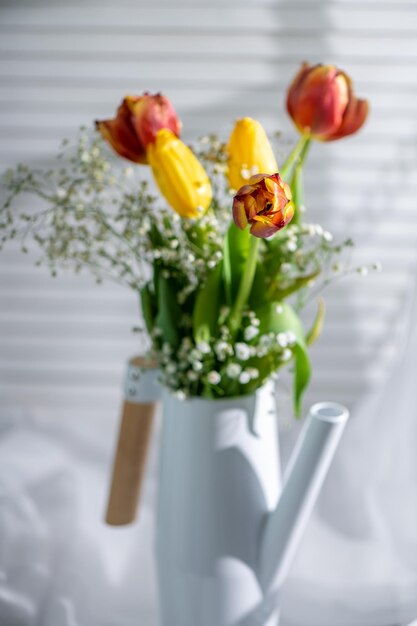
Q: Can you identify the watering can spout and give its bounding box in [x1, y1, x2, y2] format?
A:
[258, 402, 349, 592]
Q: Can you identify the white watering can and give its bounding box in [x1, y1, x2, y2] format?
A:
[124, 366, 349, 626]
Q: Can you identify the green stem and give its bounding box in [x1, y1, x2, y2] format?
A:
[228, 235, 260, 334]
[280, 135, 310, 182]
[291, 137, 311, 224]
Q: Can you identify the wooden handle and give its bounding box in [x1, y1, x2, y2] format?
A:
[105, 399, 156, 525]
[105, 356, 159, 526]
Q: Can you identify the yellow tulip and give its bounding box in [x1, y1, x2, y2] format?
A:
[147, 129, 212, 219]
[227, 117, 278, 191]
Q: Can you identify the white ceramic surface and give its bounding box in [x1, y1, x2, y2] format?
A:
[156, 383, 348, 626]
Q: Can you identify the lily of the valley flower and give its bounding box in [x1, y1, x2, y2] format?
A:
[233, 173, 294, 238]
[227, 118, 278, 190]
[147, 129, 212, 219]
[287, 63, 368, 141]
[96, 93, 181, 164]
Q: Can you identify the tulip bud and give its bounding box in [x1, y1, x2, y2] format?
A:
[147, 129, 212, 219]
[287, 63, 368, 141]
[233, 173, 294, 239]
[96, 93, 181, 164]
[227, 118, 278, 191]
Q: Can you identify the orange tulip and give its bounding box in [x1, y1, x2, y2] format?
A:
[96, 93, 181, 164]
[232, 173, 294, 239]
[287, 63, 368, 141]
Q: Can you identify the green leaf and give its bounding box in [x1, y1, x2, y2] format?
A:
[292, 342, 311, 418]
[249, 263, 268, 310]
[193, 262, 222, 343]
[140, 284, 155, 334]
[257, 301, 311, 418]
[306, 298, 325, 346]
[269, 268, 321, 301]
[155, 274, 180, 348]
[222, 222, 251, 306]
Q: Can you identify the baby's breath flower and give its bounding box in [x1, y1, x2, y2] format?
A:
[226, 363, 242, 379]
[189, 348, 203, 361]
[187, 370, 198, 382]
[235, 342, 251, 361]
[305, 224, 316, 236]
[323, 230, 333, 242]
[286, 331, 297, 346]
[192, 361, 203, 372]
[240, 167, 251, 180]
[277, 332, 288, 348]
[207, 371, 221, 385]
[214, 340, 232, 361]
[246, 368, 259, 380]
[56, 187, 67, 199]
[259, 333, 274, 347]
[182, 337, 193, 350]
[281, 349, 293, 362]
[239, 371, 251, 384]
[197, 341, 211, 354]
[175, 390, 187, 401]
[220, 325, 231, 339]
[244, 325, 259, 341]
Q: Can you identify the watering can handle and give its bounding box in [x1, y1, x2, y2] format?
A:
[105, 356, 160, 526]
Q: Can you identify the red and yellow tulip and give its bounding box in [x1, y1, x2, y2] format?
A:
[147, 129, 212, 219]
[96, 93, 181, 164]
[227, 118, 278, 191]
[287, 63, 368, 141]
[232, 173, 294, 238]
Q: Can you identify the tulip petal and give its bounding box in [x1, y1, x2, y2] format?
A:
[227, 118, 278, 190]
[286, 62, 311, 120]
[325, 95, 369, 141]
[287, 62, 367, 142]
[233, 199, 249, 229]
[250, 217, 278, 239]
[129, 94, 182, 148]
[148, 129, 211, 219]
[297, 65, 348, 138]
[96, 99, 147, 164]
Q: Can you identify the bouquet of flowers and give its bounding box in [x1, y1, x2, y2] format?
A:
[0, 63, 370, 415]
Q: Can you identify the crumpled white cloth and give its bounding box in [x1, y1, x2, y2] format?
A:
[1, 288, 417, 626]
[0, 418, 159, 626]
[281, 282, 417, 625]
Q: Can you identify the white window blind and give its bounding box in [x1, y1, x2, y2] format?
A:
[1, 0, 417, 435]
